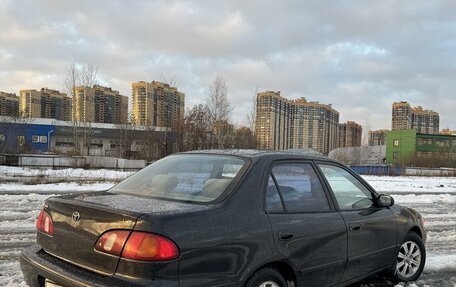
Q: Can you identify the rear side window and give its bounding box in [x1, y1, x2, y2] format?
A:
[266, 175, 284, 212]
[267, 163, 330, 213]
[110, 154, 247, 203]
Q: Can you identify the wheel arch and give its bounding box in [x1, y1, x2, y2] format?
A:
[409, 226, 422, 238]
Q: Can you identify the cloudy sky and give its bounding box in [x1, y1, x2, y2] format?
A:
[1, 0, 455, 130]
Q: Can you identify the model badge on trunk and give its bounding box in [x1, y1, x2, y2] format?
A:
[72, 212, 81, 222]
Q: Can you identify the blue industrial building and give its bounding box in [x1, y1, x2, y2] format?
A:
[0, 120, 54, 153]
[0, 117, 176, 159]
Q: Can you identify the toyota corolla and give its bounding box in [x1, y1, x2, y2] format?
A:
[20, 150, 426, 287]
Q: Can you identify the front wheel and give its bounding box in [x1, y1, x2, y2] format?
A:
[391, 232, 426, 282]
[245, 267, 287, 287]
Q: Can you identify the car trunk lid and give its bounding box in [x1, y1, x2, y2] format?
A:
[38, 192, 143, 276]
[38, 191, 209, 276]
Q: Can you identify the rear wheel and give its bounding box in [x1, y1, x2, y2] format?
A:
[245, 267, 287, 287]
[391, 232, 426, 282]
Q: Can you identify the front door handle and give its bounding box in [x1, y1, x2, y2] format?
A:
[350, 224, 361, 231]
[278, 232, 294, 240]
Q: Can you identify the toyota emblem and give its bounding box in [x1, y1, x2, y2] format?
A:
[72, 212, 81, 222]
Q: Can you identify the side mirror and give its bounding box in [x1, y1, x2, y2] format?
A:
[377, 194, 394, 207]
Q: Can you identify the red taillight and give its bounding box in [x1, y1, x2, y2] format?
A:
[122, 231, 179, 261]
[95, 230, 130, 256]
[95, 230, 179, 261]
[36, 210, 54, 236]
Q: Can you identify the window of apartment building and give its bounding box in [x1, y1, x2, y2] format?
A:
[417, 138, 430, 146]
[32, 135, 48, 143]
[393, 152, 399, 159]
[393, 139, 399, 147]
[17, 136, 25, 147]
[435, 139, 449, 147]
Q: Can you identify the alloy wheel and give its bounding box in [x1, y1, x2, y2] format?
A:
[396, 240, 422, 279]
[258, 281, 280, 287]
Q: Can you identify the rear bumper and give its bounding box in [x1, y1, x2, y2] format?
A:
[20, 245, 179, 287]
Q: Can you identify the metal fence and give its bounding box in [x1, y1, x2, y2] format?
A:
[350, 165, 456, 176]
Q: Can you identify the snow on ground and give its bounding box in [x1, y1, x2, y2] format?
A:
[363, 175, 456, 194]
[0, 166, 134, 182]
[0, 168, 455, 286]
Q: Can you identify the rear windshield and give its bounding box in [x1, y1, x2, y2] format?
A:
[110, 154, 247, 202]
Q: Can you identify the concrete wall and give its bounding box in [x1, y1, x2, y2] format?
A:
[351, 165, 456, 176]
[14, 155, 146, 170]
[405, 167, 456, 177]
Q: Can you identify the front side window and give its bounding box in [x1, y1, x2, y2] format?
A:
[268, 163, 330, 213]
[319, 164, 373, 210]
[110, 154, 247, 203]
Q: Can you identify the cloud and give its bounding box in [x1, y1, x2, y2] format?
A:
[0, 0, 455, 130]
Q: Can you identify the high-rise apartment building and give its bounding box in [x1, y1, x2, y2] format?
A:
[74, 85, 128, 124]
[369, 129, 388, 146]
[441, 128, 456, 136]
[131, 81, 185, 130]
[256, 91, 339, 154]
[19, 89, 41, 118]
[41, 88, 72, 121]
[19, 88, 71, 121]
[0, 92, 19, 117]
[213, 120, 234, 136]
[392, 102, 412, 131]
[411, 106, 439, 134]
[73, 86, 95, 122]
[392, 102, 439, 134]
[94, 85, 128, 125]
[290, 98, 339, 153]
[256, 91, 291, 150]
[338, 121, 362, 148]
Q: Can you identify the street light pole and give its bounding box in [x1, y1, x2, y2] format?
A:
[47, 129, 54, 152]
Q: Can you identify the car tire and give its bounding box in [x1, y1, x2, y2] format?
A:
[390, 232, 426, 283]
[245, 267, 288, 287]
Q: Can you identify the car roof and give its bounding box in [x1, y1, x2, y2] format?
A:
[181, 149, 336, 162]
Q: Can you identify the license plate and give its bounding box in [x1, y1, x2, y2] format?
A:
[45, 279, 65, 287]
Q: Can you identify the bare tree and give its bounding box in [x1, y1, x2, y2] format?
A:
[232, 126, 256, 149]
[207, 75, 232, 123]
[206, 75, 233, 148]
[329, 148, 351, 165]
[81, 64, 98, 87]
[183, 104, 211, 151]
[159, 74, 178, 88]
[64, 63, 99, 156]
[246, 87, 258, 133]
[64, 63, 79, 122]
[361, 118, 371, 147]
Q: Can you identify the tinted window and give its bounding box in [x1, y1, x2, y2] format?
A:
[319, 164, 373, 210]
[110, 154, 247, 202]
[265, 175, 284, 212]
[272, 163, 330, 212]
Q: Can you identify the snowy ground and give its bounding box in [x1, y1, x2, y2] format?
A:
[0, 168, 455, 286]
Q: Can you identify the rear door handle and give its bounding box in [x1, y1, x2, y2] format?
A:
[278, 232, 294, 240]
[350, 224, 361, 231]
